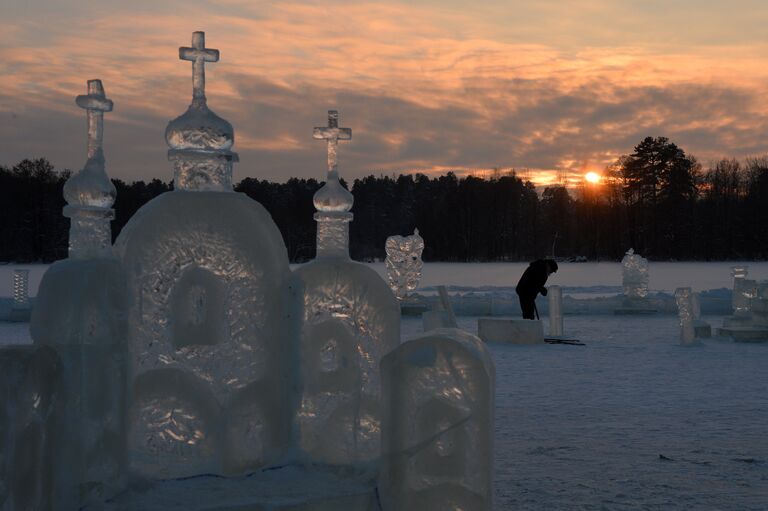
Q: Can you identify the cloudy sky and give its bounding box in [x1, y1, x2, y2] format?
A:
[2, 0, 767, 186]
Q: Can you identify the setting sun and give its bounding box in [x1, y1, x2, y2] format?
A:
[584, 171, 601, 184]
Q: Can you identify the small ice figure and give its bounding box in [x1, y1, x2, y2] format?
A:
[621, 248, 649, 300]
[385, 229, 425, 300]
[674, 287, 695, 344]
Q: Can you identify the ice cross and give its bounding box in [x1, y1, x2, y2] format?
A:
[179, 31, 220, 101]
[75, 79, 113, 159]
[313, 110, 352, 179]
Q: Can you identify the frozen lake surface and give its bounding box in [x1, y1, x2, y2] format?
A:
[2, 262, 767, 509]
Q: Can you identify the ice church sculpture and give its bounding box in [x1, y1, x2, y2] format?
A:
[1, 32, 494, 511]
[294, 110, 400, 465]
[385, 228, 425, 300]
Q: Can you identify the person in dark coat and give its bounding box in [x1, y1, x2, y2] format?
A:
[515, 259, 558, 319]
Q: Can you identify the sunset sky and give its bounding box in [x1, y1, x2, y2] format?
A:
[2, 0, 768, 186]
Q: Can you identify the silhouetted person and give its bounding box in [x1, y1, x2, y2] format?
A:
[516, 259, 558, 320]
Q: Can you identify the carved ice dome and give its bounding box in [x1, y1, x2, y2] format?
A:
[313, 178, 354, 213]
[165, 101, 234, 153]
[63, 155, 116, 208]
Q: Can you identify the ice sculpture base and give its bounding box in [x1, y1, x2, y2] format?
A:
[694, 320, 712, 338]
[89, 465, 379, 511]
[717, 326, 768, 343]
[477, 318, 544, 344]
[722, 316, 753, 327]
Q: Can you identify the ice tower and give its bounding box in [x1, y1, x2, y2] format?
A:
[113, 32, 298, 478]
[30, 79, 128, 507]
[295, 110, 400, 466]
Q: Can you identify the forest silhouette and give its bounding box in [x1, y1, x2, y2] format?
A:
[2, 137, 767, 263]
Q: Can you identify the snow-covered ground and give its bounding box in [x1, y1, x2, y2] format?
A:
[2, 262, 767, 509]
[406, 314, 768, 510]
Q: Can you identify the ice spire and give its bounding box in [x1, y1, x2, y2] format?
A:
[63, 79, 116, 259]
[165, 31, 238, 191]
[312, 110, 354, 258]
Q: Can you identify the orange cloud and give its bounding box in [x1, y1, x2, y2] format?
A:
[1, 1, 767, 186]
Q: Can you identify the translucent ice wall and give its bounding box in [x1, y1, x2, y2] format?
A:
[0, 346, 65, 511]
[114, 193, 297, 478]
[674, 287, 695, 344]
[296, 261, 400, 466]
[385, 229, 425, 300]
[380, 328, 495, 511]
[621, 248, 649, 300]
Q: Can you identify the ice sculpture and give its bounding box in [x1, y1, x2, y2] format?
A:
[29, 79, 128, 509]
[380, 328, 495, 511]
[385, 229, 425, 300]
[295, 110, 400, 466]
[64, 79, 116, 259]
[113, 32, 296, 478]
[548, 284, 563, 337]
[731, 265, 757, 318]
[621, 248, 649, 300]
[674, 287, 696, 345]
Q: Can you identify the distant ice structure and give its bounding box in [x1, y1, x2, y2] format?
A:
[295, 110, 400, 466]
[621, 248, 649, 300]
[385, 229, 425, 300]
[380, 328, 495, 510]
[113, 32, 296, 478]
[674, 287, 696, 345]
[548, 284, 563, 336]
[9, 269, 31, 321]
[730, 265, 756, 318]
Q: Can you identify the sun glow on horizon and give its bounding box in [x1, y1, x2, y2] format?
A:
[584, 171, 601, 184]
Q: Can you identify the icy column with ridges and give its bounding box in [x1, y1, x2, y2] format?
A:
[294, 110, 400, 467]
[12, 269, 30, 309]
[63, 79, 115, 259]
[548, 285, 563, 336]
[380, 328, 495, 511]
[385, 229, 425, 300]
[675, 287, 696, 345]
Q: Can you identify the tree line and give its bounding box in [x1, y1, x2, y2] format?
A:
[1, 137, 766, 263]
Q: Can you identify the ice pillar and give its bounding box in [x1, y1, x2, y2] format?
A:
[675, 287, 695, 345]
[548, 285, 563, 337]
